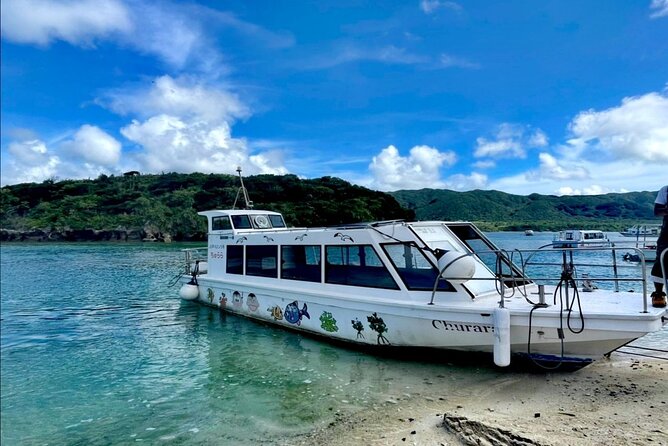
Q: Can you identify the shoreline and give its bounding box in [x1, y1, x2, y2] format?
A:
[287, 354, 667, 446]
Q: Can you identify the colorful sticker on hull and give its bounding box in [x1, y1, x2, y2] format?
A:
[350, 318, 364, 339]
[207, 288, 215, 303]
[319, 312, 338, 332]
[268, 305, 283, 320]
[284, 301, 310, 325]
[247, 293, 259, 312]
[219, 292, 227, 308]
[351, 318, 365, 339]
[367, 313, 390, 345]
[232, 291, 243, 308]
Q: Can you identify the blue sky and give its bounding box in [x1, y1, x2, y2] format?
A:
[1, 0, 667, 195]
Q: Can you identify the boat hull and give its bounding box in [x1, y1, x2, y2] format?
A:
[181, 276, 662, 369]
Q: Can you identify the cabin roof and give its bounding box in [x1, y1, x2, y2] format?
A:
[198, 209, 284, 217]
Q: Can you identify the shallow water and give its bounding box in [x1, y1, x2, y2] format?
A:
[1, 233, 665, 445]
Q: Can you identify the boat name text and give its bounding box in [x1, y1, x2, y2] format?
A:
[432, 320, 494, 333]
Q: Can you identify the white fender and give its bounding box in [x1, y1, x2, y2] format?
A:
[437, 251, 476, 284]
[179, 283, 200, 301]
[493, 307, 511, 367]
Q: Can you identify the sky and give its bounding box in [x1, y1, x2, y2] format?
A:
[1, 0, 667, 196]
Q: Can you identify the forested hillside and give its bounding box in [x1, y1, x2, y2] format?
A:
[0, 173, 661, 241]
[0, 173, 413, 241]
[390, 188, 660, 231]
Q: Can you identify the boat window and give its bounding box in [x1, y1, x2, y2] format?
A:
[446, 224, 531, 287]
[252, 215, 271, 229]
[227, 245, 244, 275]
[281, 245, 321, 282]
[231, 215, 252, 229]
[382, 244, 454, 291]
[325, 245, 399, 290]
[246, 245, 278, 278]
[269, 215, 286, 228]
[212, 216, 232, 231]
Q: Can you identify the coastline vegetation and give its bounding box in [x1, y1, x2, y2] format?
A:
[0, 173, 660, 241]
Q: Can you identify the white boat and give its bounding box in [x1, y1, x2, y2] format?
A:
[620, 224, 661, 238]
[176, 173, 666, 370]
[552, 230, 610, 249]
[524, 230, 534, 236]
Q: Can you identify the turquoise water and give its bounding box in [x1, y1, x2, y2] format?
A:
[1, 233, 665, 445]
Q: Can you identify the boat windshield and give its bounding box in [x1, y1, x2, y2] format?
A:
[446, 223, 531, 286]
[381, 243, 454, 291]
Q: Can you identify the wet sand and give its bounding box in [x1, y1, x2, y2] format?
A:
[287, 354, 667, 445]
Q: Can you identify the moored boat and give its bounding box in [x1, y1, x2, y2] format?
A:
[620, 224, 661, 238]
[552, 229, 610, 249]
[176, 176, 667, 370]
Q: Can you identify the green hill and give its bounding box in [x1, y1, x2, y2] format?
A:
[1, 174, 661, 241]
[389, 188, 660, 231]
[0, 173, 413, 241]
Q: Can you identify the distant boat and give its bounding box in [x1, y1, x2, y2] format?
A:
[552, 230, 611, 249]
[620, 224, 660, 238]
[524, 230, 534, 236]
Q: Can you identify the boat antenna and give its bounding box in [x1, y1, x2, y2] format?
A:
[233, 166, 253, 210]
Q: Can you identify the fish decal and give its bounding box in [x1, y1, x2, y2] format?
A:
[319, 312, 338, 332]
[268, 305, 283, 321]
[219, 292, 227, 308]
[351, 318, 365, 339]
[284, 301, 310, 325]
[207, 288, 215, 303]
[367, 312, 390, 345]
[246, 293, 259, 312]
[232, 291, 243, 308]
[236, 236, 248, 244]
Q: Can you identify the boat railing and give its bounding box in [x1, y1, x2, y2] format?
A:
[435, 245, 657, 312]
[182, 247, 208, 275]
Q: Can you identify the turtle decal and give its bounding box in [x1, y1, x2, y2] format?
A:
[367, 312, 390, 345]
[319, 312, 338, 332]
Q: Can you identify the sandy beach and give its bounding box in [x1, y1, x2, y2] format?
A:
[288, 354, 667, 446]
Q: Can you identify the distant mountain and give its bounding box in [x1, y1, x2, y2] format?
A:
[1, 173, 661, 241]
[389, 188, 660, 231]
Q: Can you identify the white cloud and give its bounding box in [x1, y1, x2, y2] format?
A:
[527, 153, 589, 181]
[439, 53, 479, 69]
[0, 0, 219, 70]
[60, 125, 121, 166]
[444, 172, 488, 191]
[472, 160, 496, 169]
[369, 144, 456, 191]
[566, 91, 668, 163]
[650, 0, 668, 18]
[119, 113, 286, 176]
[420, 0, 462, 14]
[556, 185, 610, 196]
[0, 0, 132, 47]
[108, 75, 285, 176]
[1, 139, 61, 185]
[103, 75, 250, 123]
[474, 123, 548, 159]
